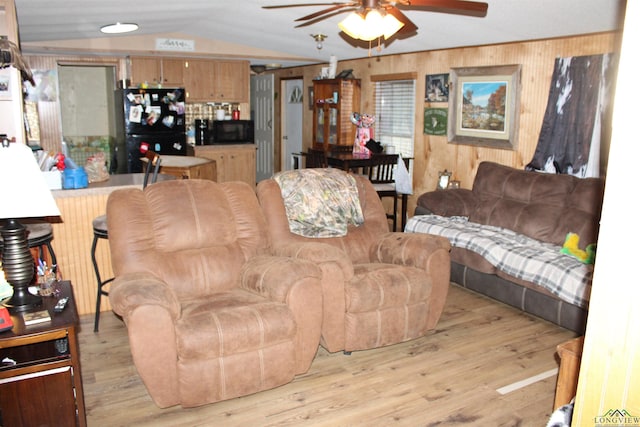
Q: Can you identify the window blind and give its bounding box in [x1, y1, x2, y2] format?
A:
[374, 79, 416, 159]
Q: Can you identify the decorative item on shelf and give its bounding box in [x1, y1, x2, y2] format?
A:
[350, 112, 376, 155]
[0, 36, 35, 85]
[0, 139, 61, 312]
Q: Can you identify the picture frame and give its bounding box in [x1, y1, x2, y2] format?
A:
[425, 73, 449, 102]
[0, 72, 11, 101]
[437, 170, 452, 190]
[424, 108, 448, 135]
[447, 64, 521, 150]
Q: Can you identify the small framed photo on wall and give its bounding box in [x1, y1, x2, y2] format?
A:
[0, 72, 11, 101]
[426, 73, 449, 102]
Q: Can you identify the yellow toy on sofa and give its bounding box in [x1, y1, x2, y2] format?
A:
[561, 232, 596, 264]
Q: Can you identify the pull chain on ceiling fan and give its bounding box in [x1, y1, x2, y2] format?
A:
[263, 0, 488, 44]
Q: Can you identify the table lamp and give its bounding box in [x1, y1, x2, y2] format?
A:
[0, 139, 61, 312]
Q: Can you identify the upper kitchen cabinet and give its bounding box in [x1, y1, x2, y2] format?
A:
[130, 56, 184, 87]
[184, 59, 249, 103]
[213, 61, 249, 102]
[183, 59, 215, 102]
[130, 57, 249, 102]
[160, 58, 186, 87]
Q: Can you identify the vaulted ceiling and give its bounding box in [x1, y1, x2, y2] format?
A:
[14, 0, 626, 67]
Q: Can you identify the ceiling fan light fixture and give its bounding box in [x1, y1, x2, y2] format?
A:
[381, 13, 404, 40]
[338, 12, 366, 40]
[100, 22, 139, 34]
[311, 33, 327, 50]
[339, 9, 404, 41]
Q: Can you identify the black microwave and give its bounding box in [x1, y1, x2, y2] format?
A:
[209, 120, 254, 144]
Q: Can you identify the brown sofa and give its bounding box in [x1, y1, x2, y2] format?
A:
[107, 180, 323, 408]
[413, 161, 604, 333]
[257, 170, 452, 354]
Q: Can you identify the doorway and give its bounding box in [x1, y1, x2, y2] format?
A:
[281, 79, 304, 171]
[251, 74, 274, 182]
[57, 64, 117, 170]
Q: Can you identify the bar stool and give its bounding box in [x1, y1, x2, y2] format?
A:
[0, 220, 58, 272]
[92, 151, 161, 332]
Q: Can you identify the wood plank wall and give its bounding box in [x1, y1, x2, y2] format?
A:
[52, 193, 113, 316]
[271, 32, 620, 214]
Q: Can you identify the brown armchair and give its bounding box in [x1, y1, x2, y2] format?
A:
[106, 180, 323, 408]
[256, 170, 451, 354]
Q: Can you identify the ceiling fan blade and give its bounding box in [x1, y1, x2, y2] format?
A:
[295, 4, 353, 21]
[294, 8, 357, 27]
[262, 2, 347, 9]
[398, 0, 488, 17]
[385, 7, 418, 34]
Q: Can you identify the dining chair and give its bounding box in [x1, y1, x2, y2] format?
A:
[367, 154, 400, 231]
[305, 147, 328, 168]
[92, 150, 161, 332]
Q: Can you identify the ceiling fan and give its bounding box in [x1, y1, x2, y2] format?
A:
[263, 0, 488, 40]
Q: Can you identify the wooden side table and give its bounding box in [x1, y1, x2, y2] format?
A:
[553, 336, 584, 410]
[0, 281, 86, 427]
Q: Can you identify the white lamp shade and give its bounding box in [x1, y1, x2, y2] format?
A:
[338, 13, 366, 40]
[0, 143, 61, 219]
[381, 14, 405, 40]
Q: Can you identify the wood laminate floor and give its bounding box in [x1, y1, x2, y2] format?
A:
[78, 284, 576, 426]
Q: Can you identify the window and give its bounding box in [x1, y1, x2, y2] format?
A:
[374, 79, 416, 160]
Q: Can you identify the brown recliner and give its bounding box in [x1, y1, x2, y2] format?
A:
[256, 170, 452, 354]
[107, 179, 323, 408]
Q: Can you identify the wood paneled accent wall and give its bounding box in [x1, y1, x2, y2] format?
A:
[23, 55, 126, 155]
[271, 32, 620, 214]
[51, 192, 113, 316]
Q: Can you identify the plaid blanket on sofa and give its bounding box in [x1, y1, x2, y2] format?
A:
[405, 215, 592, 308]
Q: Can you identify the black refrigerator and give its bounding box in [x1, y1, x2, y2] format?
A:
[113, 88, 187, 173]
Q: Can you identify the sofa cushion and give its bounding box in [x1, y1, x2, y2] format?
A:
[469, 162, 604, 246]
[347, 263, 432, 312]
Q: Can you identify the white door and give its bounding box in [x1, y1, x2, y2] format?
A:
[282, 79, 303, 170]
[251, 74, 274, 182]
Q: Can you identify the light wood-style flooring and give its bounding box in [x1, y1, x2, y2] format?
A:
[78, 284, 576, 426]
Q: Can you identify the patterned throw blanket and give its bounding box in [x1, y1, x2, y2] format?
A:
[274, 169, 364, 238]
[405, 215, 592, 308]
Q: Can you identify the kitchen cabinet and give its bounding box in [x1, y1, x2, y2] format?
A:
[129, 57, 249, 102]
[312, 79, 361, 152]
[184, 59, 249, 102]
[183, 59, 215, 102]
[130, 57, 184, 87]
[191, 145, 256, 187]
[213, 61, 249, 102]
[160, 58, 186, 87]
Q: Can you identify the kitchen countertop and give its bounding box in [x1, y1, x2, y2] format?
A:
[52, 173, 176, 198]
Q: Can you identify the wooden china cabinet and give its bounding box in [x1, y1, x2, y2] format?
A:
[312, 78, 361, 152]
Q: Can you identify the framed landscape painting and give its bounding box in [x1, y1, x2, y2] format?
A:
[447, 64, 521, 150]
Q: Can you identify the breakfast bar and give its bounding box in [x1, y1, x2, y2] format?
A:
[50, 173, 175, 316]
